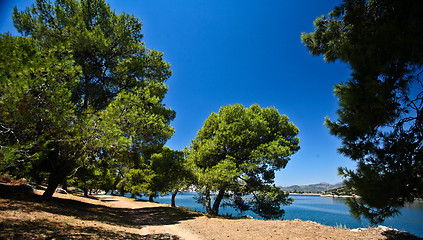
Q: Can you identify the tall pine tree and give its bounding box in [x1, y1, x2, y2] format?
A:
[9, 0, 175, 199]
[302, 0, 423, 224]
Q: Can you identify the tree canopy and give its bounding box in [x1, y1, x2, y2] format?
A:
[2, 0, 175, 199]
[187, 104, 300, 219]
[302, 0, 423, 224]
[0, 33, 79, 184]
[150, 147, 192, 207]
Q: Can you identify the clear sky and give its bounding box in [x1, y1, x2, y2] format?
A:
[0, 0, 357, 186]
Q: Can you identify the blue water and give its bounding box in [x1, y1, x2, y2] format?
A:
[130, 192, 423, 237]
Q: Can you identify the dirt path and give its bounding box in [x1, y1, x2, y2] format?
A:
[1, 187, 420, 239]
[90, 193, 203, 239]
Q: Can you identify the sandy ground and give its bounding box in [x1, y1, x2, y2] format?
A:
[0, 187, 420, 240]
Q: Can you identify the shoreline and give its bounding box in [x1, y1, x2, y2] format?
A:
[115, 191, 421, 238]
[289, 192, 423, 202]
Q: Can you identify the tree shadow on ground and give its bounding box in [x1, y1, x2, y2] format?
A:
[381, 229, 422, 240]
[1, 185, 200, 231]
[0, 218, 181, 240]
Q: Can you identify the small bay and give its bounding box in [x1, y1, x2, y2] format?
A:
[130, 192, 423, 237]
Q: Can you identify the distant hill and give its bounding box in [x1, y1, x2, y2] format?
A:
[279, 182, 344, 193]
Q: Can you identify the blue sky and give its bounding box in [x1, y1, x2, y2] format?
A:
[0, 0, 357, 186]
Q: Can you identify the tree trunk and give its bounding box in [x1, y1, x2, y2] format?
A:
[171, 191, 178, 207]
[211, 188, 226, 215]
[62, 178, 68, 192]
[42, 173, 61, 200]
[42, 160, 69, 200]
[42, 143, 74, 200]
[148, 193, 156, 202]
[83, 188, 89, 197]
[205, 191, 212, 214]
[35, 175, 43, 188]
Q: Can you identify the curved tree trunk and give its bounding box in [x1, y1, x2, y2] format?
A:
[211, 188, 226, 215]
[149, 194, 154, 202]
[171, 190, 178, 207]
[42, 142, 76, 201]
[43, 172, 62, 200]
[42, 152, 72, 200]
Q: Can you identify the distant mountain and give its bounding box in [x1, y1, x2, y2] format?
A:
[279, 182, 344, 193]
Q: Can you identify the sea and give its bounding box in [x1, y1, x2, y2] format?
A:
[128, 192, 423, 237]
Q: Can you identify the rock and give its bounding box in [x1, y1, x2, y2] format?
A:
[56, 187, 68, 194]
[377, 225, 394, 232]
[350, 228, 366, 232]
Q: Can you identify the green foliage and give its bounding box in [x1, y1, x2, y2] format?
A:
[13, 0, 172, 112]
[123, 167, 155, 195]
[302, 0, 423, 224]
[150, 147, 191, 196]
[339, 163, 403, 225]
[99, 86, 175, 149]
[69, 157, 120, 195]
[6, 0, 175, 198]
[194, 156, 241, 191]
[0, 33, 79, 180]
[250, 186, 293, 220]
[187, 104, 299, 219]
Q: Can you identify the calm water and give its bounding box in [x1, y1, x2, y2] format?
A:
[131, 192, 423, 237]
